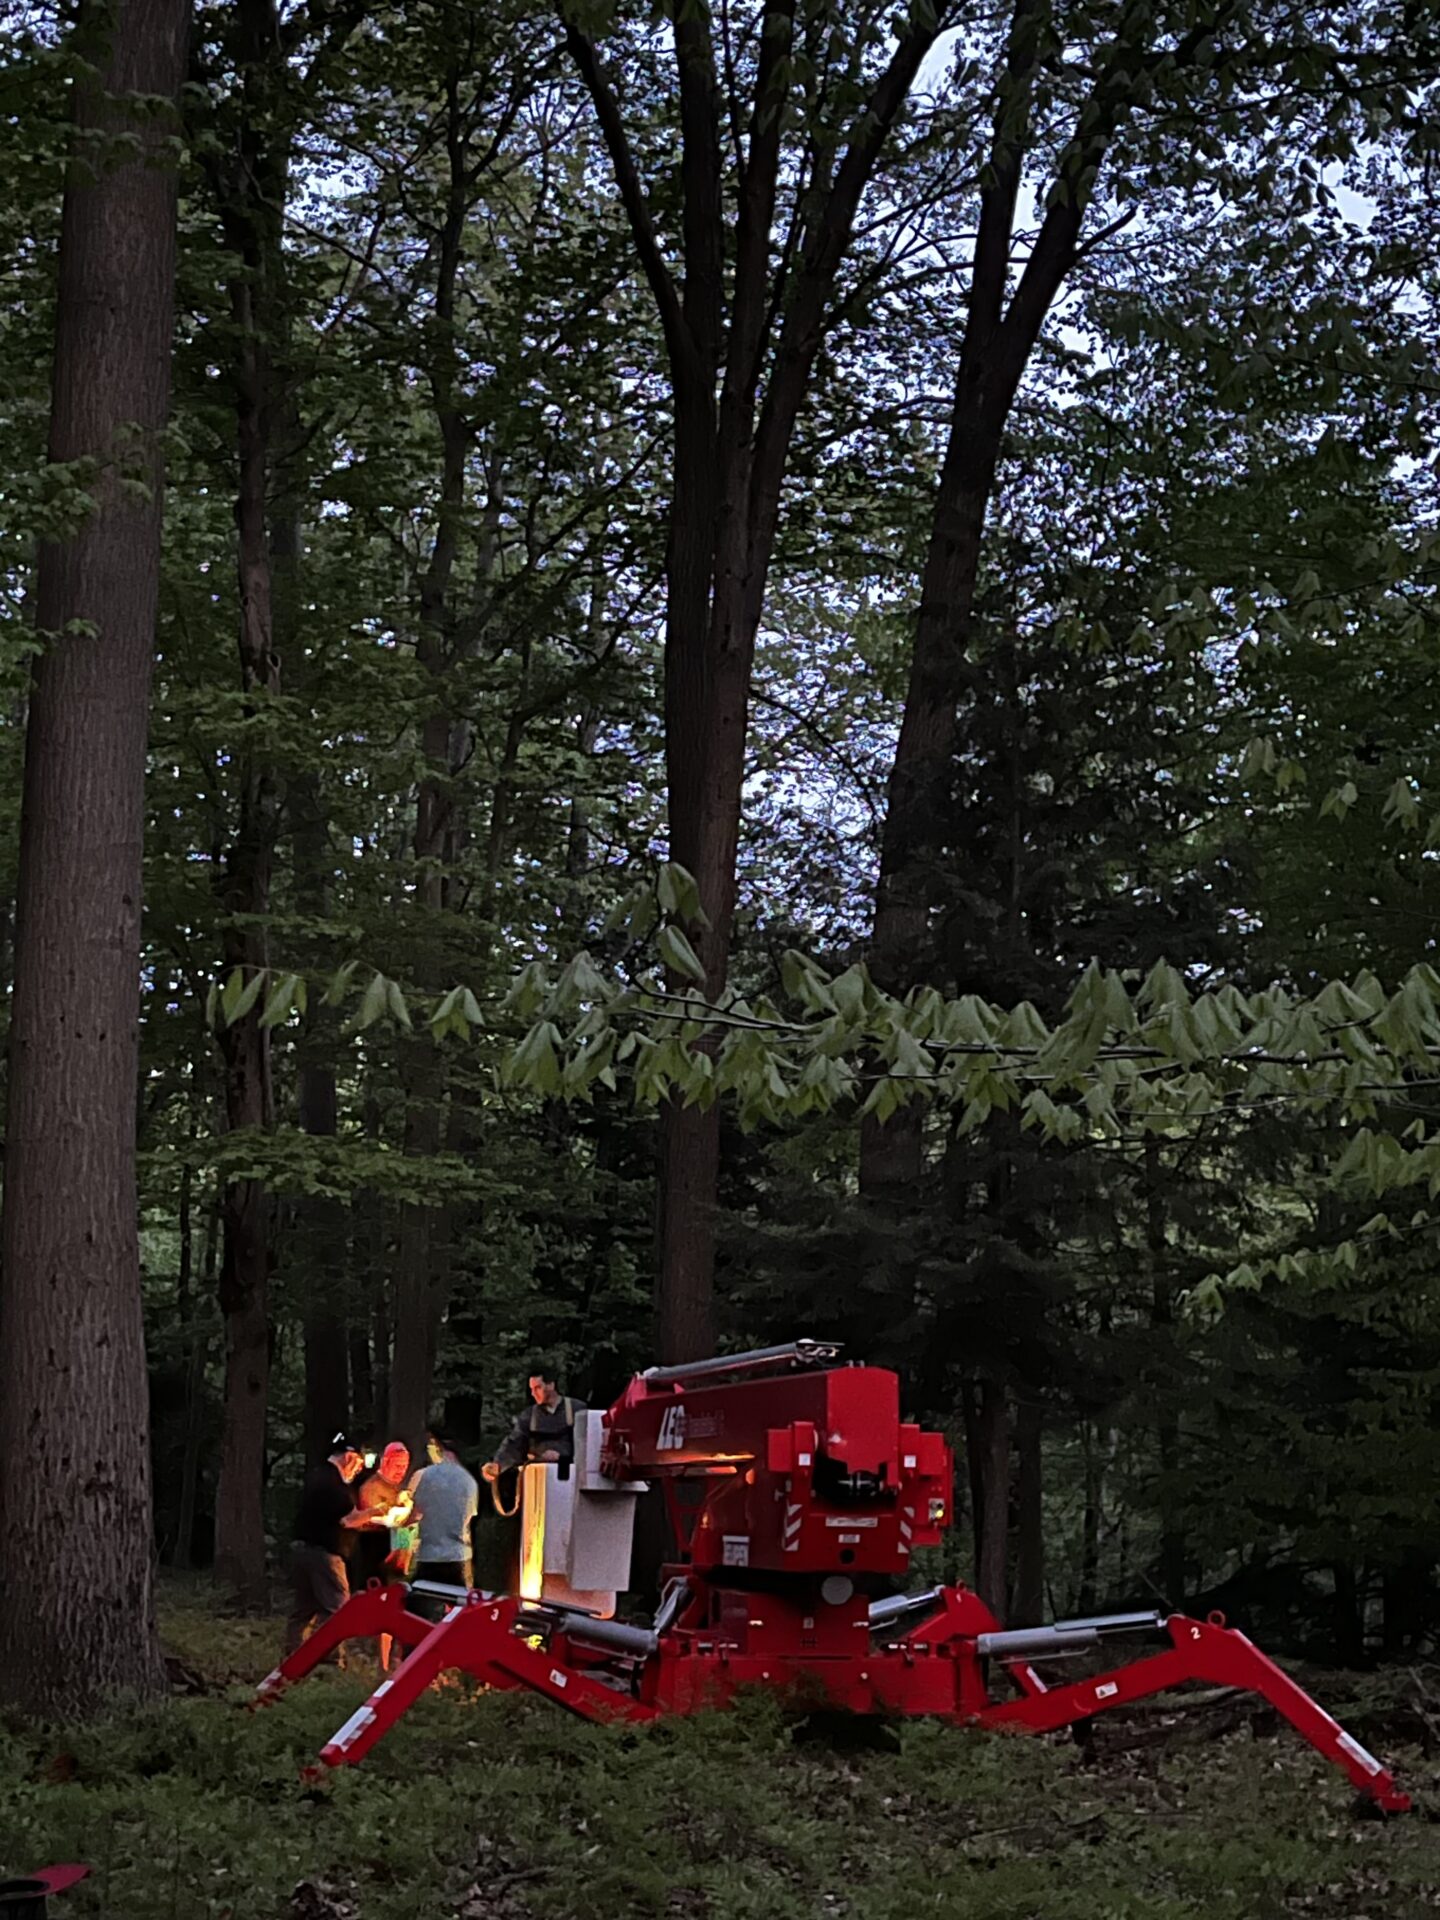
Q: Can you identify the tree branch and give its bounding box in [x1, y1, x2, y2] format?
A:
[561, 18, 695, 388]
[968, 0, 1050, 351]
[748, 4, 955, 587]
[726, 0, 795, 408]
[671, 0, 725, 376]
[1003, 1, 1241, 370]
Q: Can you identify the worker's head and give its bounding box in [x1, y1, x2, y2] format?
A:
[329, 1434, 365, 1482]
[424, 1431, 455, 1465]
[378, 1441, 410, 1484]
[528, 1365, 560, 1407]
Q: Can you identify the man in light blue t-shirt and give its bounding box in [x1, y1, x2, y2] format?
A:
[408, 1432, 480, 1594]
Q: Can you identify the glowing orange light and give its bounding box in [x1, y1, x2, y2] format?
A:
[520, 1467, 546, 1601]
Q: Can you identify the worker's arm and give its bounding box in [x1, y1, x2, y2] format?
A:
[484, 1411, 531, 1479]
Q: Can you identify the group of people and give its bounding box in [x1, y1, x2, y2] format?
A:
[285, 1428, 481, 1662]
[285, 1363, 585, 1658]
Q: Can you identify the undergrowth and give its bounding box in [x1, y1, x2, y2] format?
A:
[0, 1581, 1436, 1918]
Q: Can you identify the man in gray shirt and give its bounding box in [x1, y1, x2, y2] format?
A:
[408, 1432, 480, 1590]
[483, 1362, 587, 1477]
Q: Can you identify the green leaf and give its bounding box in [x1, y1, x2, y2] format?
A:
[356, 971, 389, 1031]
[657, 924, 708, 986]
[830, 966, 870, 1019]
[221, 968, 265, 1026]
[260, 973, 300, 1029]
[1382, 776, 1420, 830]
[506, 1020, 562, 1096]
[1319, 779, 1356, 820]
[322, 959, 359, 1008]
[430, 985, 464, 1034]
[505, 962, 550, 1017]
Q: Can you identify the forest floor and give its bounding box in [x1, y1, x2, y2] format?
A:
[1, 1579, 1438, 1919]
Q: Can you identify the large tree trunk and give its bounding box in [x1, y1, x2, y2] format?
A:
[0, 0, 186, 1717]
[388, 72, 471, 1452]
[292, 753, 349, 1462]
[1011, 1396, 1044, 1627]
[1146, 1143, 1186, 1603]
[1332, 1561, 1365, 1667]
[175, 1182, 219, 1570]
[970, 1377, 1010, 1620]
[1079, 1421, 1102, 1615]
[208, 0, 292, 1604]
[211, 324, 280, 1599]
[360, 1089, 391, 1434]
[297, 1025, 348, 1463]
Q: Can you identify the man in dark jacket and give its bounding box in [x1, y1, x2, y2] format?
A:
[482, 1364, 586, 1481]
[284, 1434, 371, 1655]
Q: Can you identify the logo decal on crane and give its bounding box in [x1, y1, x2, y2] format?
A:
[657, 1403, 688, 1450]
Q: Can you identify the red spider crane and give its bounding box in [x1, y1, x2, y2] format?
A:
[256, 1341, 1410, 1813]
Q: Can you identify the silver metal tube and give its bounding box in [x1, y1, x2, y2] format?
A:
[409, 1579, 476, 1603]
[515, 1600, 659, 1660]
[976, 1625, 1102, 1658]
[641, 1339, 841, 1386]
[1050, 1609, 1165, 1635]
[869, 1586, 946, 1631]
[553, 1614, 659, 1659]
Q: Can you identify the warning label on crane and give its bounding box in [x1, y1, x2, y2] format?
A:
[722, 1536, 750, 1566]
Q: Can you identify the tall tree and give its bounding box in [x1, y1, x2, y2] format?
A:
[387, 32, 534, 1457]
[202, 0, 296, 1603]
[565, 0, 953, 1358]
[198, 0, 368, 1598]
[0, 0, 188, 1715]
[864, 0, 1431, 1192]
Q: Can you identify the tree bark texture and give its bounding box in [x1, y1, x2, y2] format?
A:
[0, 0, 187, 1717]
[973, 1376, 1011, 1621]
[388, 76, 471, 1456]
[1146, 1142, 1186, 1602]
[291, 740, 349, 1463]
[360, 1091, 391, 1434]
[210, 0, 290, 1603]
[1332, 1561, 1365, 1667]
[297, 1011, 348, 1463]
[1079, 1422, 1102, 1615]
[1011, 1396, 1044, 1626]
[175, 1185, 219, 1571]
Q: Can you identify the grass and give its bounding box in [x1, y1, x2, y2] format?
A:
[0, 1579, 1436, 1918]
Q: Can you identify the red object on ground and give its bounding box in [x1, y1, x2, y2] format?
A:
[257, 1342, 1411, 1815]
[0, 1866, 90, 1915]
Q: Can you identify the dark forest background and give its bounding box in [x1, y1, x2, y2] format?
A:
[3, 0, 1439, 1680]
